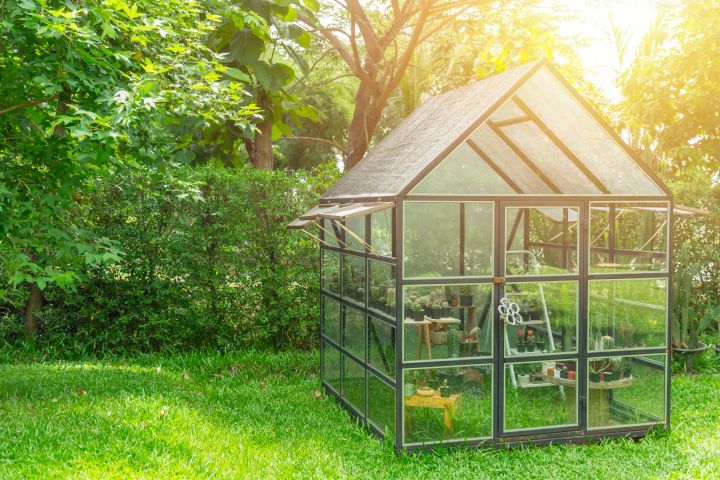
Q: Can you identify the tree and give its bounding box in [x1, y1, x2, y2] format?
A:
[204, 0, 320, 169]
[299, 0, 589, 169]
[0, 0, 254, 335]
[621, 0, 720, 175]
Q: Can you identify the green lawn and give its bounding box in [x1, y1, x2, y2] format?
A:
[1, 351, 719, 479]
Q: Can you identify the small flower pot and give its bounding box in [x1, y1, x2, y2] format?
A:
[403, 383, 415, 397]
[518, 374, 531, 386]
[622, 366, 632, 378]
[567, 370, 576, 381]
[414, 310, 425, 322]
[459, 294, 473, 307]
[536, 340, 546, 352]
[439, 385, 451, 398]
[546, 367, 555, 377]
[560, 369, 568, 379]
[431, 307, 441, 320]
[517, 342, 526, 353]
[589, 372, 600, 382]
[525, 342, 536, 352]
[441, 307, 451, 317]
[424, 306, 432, 317]
[450, 298, 459, 307]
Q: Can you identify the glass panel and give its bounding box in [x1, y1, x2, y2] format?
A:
[342, 254, 365, 304]
[504, 281, 578, 357]
[403, 365, 492, 444]
[321, 219, 339, 247]
[342, 354, 366, 415]
[470, 125, 554, 194]
[344, 215, 366, 251]
[589, 279, 668, 351]
[505, 207, 579, 276]
[402, 284, 493, 362]
[368, 260, 396, 317]
[321, 250, 340, 294]
[490, 98, 525, 122]
[368, 317, 395, 379]
[367, 374, 396, 436]
[321, 295, 341, 343]
[590, 203, 669, 273]
[504, 360, 578, 431]
[343, 305, 366, 360]
[411, 143, 515, 195]
[404, 202, 460, 278]
[404, 202, 493, 279]
[322, 341, 341, 393]
[371, 208, 393, 257]
[502, 121, 602, 194]
[516, 66, 664, 195]
[588, 354, 666, 428]
[464, 202, 494, 276]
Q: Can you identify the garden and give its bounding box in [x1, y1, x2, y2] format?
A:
[1, 0, 720, 477]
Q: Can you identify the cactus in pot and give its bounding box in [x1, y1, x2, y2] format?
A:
[447, 328, 460, 358]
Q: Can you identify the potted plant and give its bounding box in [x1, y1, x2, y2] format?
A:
[412, 302, 424, 322]
[439, 379, 451, 398]
[431, 300, 442, 319]
[459, 286, 473, 307]
[536, 332, 546, 352]
[449, 293, 459, 308]
[525, 329, 536, 352]
[441, 301, 451, 318]
[516, 339, 527, 353]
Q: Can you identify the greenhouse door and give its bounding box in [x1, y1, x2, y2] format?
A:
[496, 202, 584, 437]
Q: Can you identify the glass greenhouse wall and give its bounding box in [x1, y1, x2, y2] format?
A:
[308, 60, 675, 453]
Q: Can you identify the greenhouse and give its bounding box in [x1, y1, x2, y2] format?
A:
[290, 59, 681, 452]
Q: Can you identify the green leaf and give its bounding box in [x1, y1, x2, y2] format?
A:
[226, 30, 265, 65]
[224, 68, 250, 82]
[303, 0, 320, 12]
[253, 61, 294, 92]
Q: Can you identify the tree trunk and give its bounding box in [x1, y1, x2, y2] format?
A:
[244, 95, 274, 170]
[345, 93, 385, 169]
[24, 282, 44, 337]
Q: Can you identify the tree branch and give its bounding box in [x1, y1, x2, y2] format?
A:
[278, 136, 347, 154]
[0, 94, 58, 116]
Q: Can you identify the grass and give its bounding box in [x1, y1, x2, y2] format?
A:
[1, 350, 719, 479]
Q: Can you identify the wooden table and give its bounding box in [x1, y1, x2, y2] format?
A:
[404, 318, 432, 360]
[404, 391, 461, 434]
[541, 374, 634, 425]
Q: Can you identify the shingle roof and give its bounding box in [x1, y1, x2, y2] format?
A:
[321, 60, 542, 201]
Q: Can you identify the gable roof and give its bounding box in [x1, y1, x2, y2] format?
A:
[321, 59, 670, 201]
[321, 61, 542, 201]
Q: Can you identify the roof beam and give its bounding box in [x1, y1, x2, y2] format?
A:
[513, 96, 611, 194]
[465, 138, 524, 193]
[491, 115, 531, 128]
[487, 120, 562, 194]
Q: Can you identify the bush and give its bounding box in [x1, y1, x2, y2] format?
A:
[0, 163, 340, 356]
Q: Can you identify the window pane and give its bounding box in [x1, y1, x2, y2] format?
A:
[404, 202, 460, 278]
[404, 202, 494, 279]
[515, 66, 664, 195]
[464, 202, 494, 276]
[590, 203, 669, 273]
[322, 341, 341, 393]
[504, 360, 578, 431]
[501, 121, 602, 194]
[402, 284, 493, 362]
[344, 215, 366, 251]
[321, 250, 340, 294]
[368, 374, 396, 436]
[411, 142, 515, 195]
[368, 317, 395, 379]
[588, 354, 666, 428]
[322, 219, 339, 247]
[368, 260, 396, 317]
[505, 207, 579, 276]
[342, 354, 366, 415]
[343, 305, 365, 360]
[321, 295, 341, 343]
[342, 254, 365, 304]
[371, 208, 393, 257]
[589, 279, 668, 351]
[504, 281, 577, 357]
[403, 365, 492, 444]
